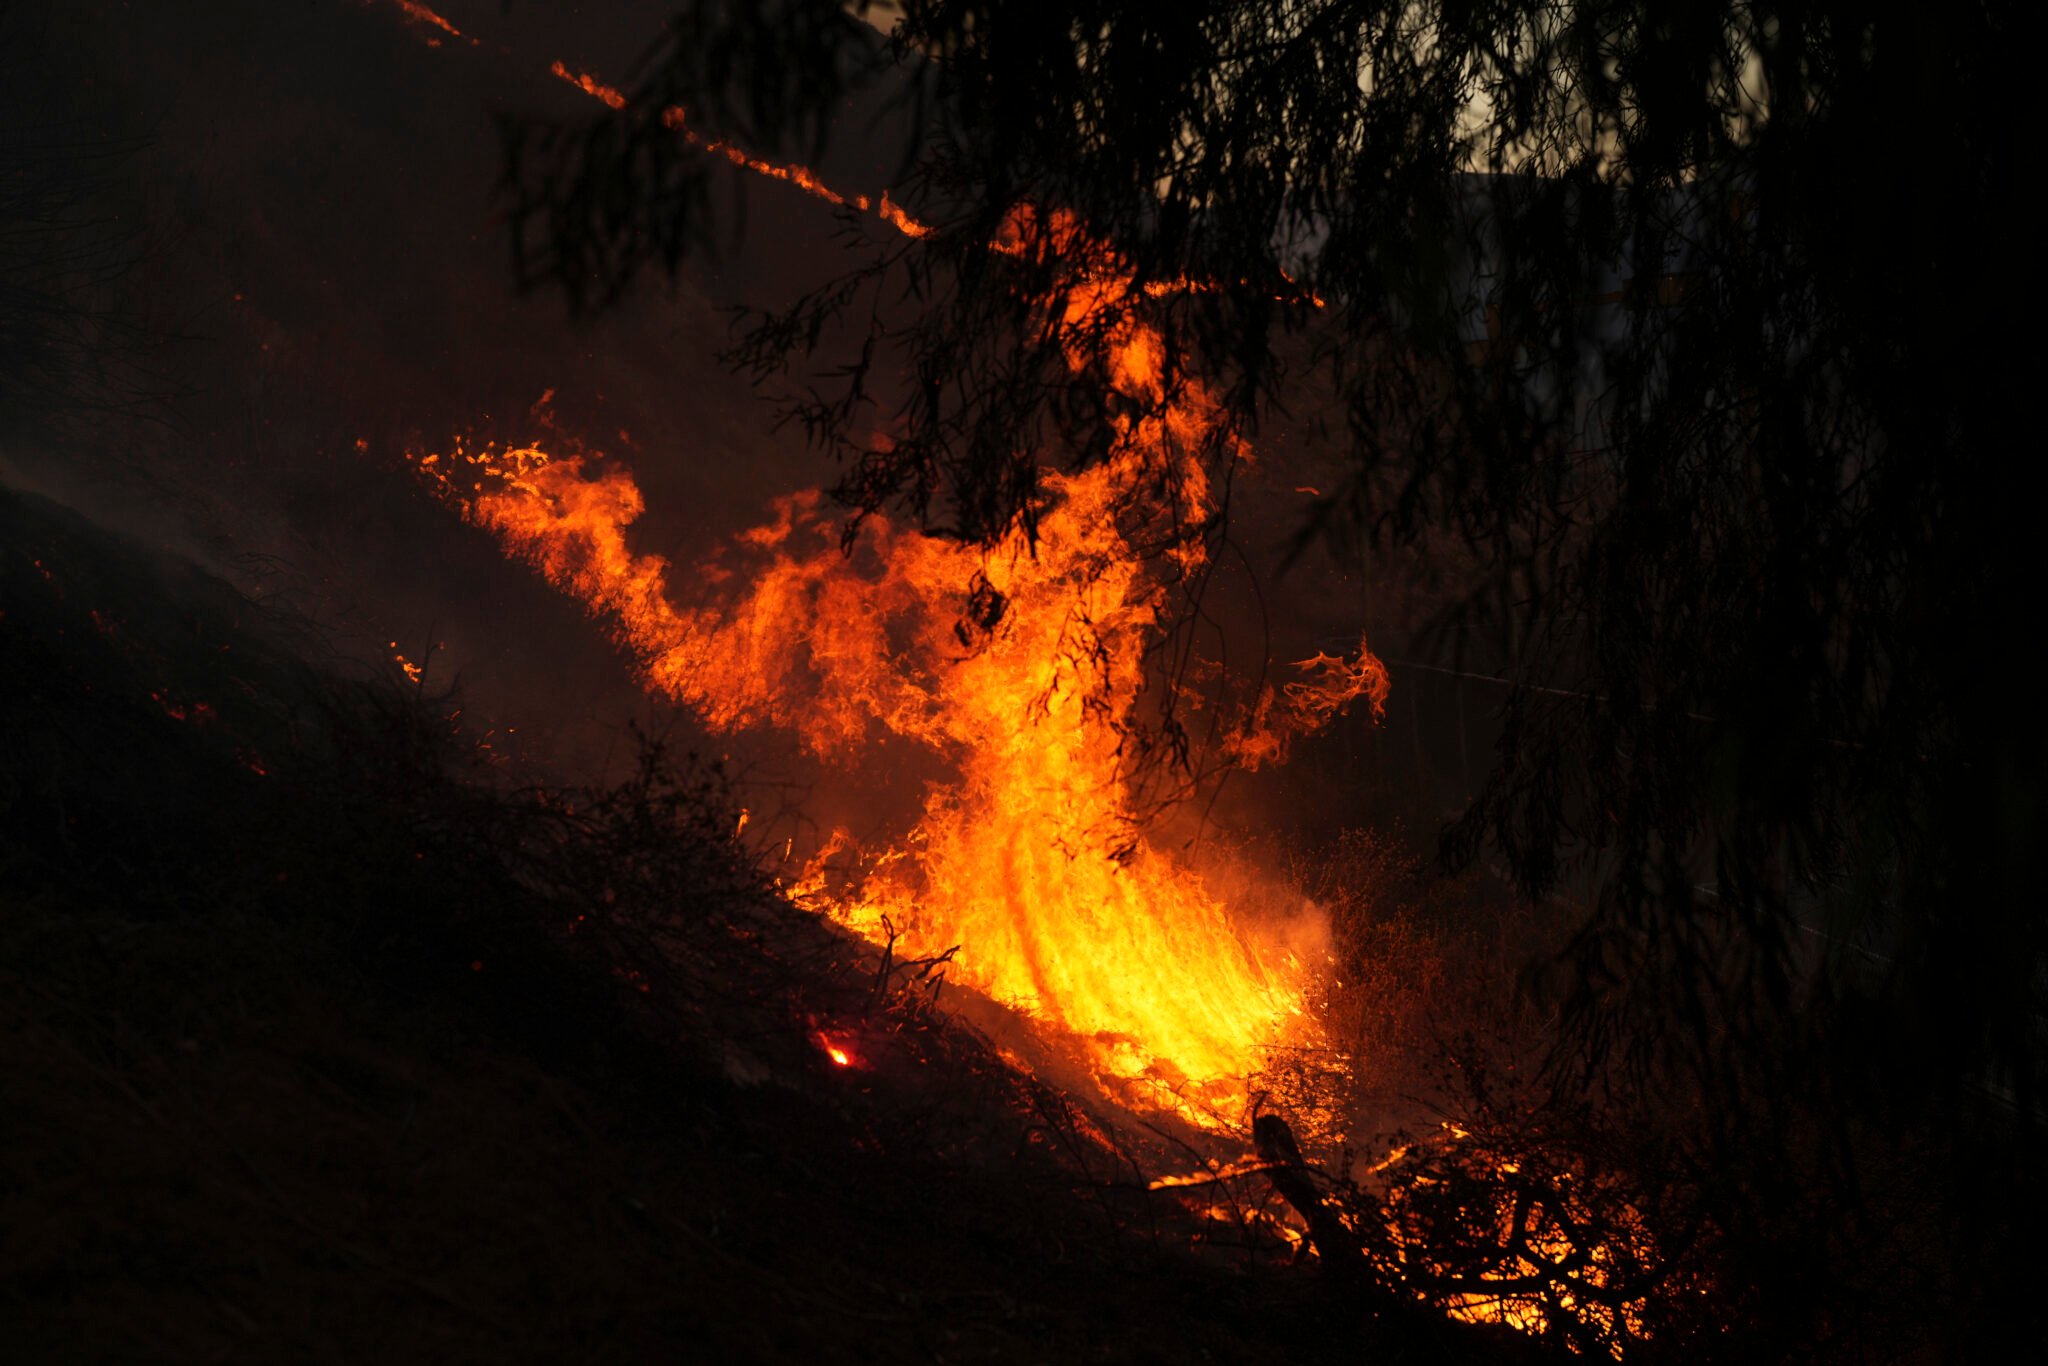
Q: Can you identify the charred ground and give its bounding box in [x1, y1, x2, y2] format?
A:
[0, 486, 1555, 1364]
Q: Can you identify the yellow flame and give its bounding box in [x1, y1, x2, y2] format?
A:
[399, 213, 1381, 1125]
[356, 8, 1675, 1351]
[369, 2, 1364, 1128]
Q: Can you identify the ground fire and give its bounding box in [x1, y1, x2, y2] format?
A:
[400, 227, 1389, 1124]
[9, 1, 2024, 1360]
[364, 8, 1690, 1352]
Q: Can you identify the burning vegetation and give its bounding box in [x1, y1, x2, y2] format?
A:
[398, 199, 1390, 1128]
[9, 1, 2035, 1362]
[376, 49, 1694, 1354]
[0, 473, 1693, 1360]
[341, 3, 1714, 1355]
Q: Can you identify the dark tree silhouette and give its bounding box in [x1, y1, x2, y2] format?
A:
[504, 3, 2038, 1351]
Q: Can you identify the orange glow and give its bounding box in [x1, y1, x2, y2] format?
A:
[149, 690, 215, 725]
[541, 59, 931, 236]
[876, 189, 931, 238]
[389, 642, 426, 684]
[548, 61, 625, 111]
[400, 212, 1382, 1126]
[349, 9, 1679, 1351]
[1373, 1127, 1667, 1356]
[814, 1030, 858, 1067]
[368, 0, 464, 40]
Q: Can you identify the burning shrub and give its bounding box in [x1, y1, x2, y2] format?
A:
[1352, 1086, 1719, 1359]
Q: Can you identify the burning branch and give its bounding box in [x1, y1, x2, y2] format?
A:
[866, 913, 958, 1017]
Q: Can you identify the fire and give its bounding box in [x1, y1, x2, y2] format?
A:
[389, 642, 426, 684]
[364, 0, 468, 44]
[548, 62, 625, 112]
[1368, 1125, 1670, 1356]
[388, 0, 458, 37]
[343, 8, 1688, 1351]
[400, 207, 1383, 1124]
[541, 61, 931, 237]
[364, 0, 1378, 1126]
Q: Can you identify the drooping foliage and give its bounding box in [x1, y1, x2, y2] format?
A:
[503, 5, 2037, 1347]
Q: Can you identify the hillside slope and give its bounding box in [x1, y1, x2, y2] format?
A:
[0, 487, 1541, 1364]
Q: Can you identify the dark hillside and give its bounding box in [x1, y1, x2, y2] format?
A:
[0, 487, 1545, 1363]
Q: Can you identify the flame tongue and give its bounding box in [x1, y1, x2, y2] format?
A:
[403, 216, 1382, 1124]
[854, 809, 1295, 1101]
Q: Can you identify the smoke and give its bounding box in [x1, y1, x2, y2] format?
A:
[9, 0, 1430, 1119]
[4, 0, 926, 781]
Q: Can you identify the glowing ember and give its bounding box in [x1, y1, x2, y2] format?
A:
[542, 61, 931, 237]
[339, 10, 1693, 1354]
[389, 642, 425, 685]
[404, 425, 1377, 1120]
[1365, 1125, 1671, 1356]
[365, 0, 467, 43]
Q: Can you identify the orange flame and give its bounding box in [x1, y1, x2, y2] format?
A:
[365, 0, 467, 44]
[401, 214, 1378, 1123]
[353, 9, 1673, 1350]
[373, 3, 1360, 1125]
[544, 61, 930, 236]
[548, 61, 625, 111]
[1373, 1125, 1668, 1355]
